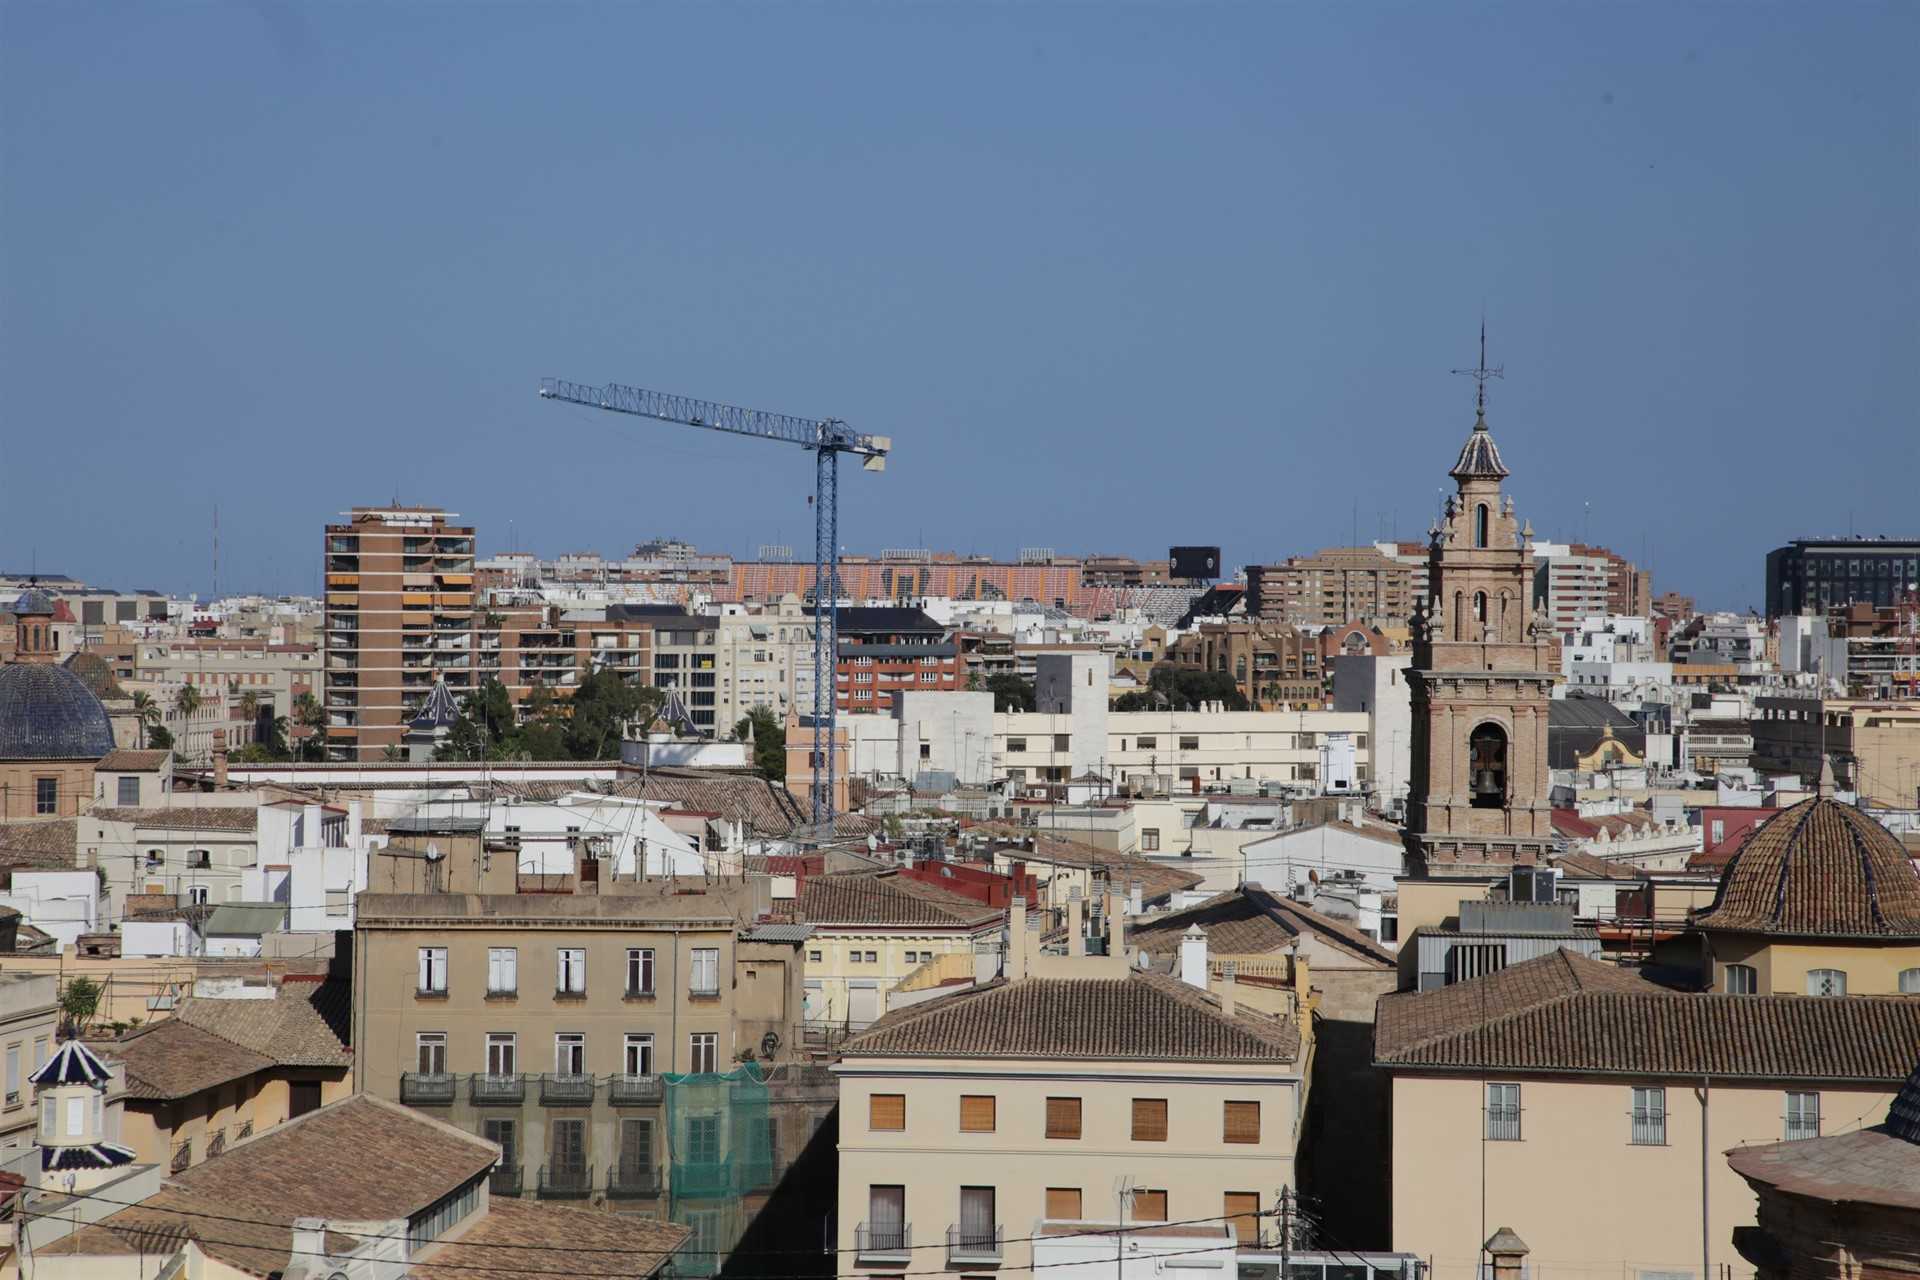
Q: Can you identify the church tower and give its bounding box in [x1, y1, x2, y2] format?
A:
[1404, 339, 1557, 874]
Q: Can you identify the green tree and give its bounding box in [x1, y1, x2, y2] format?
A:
[564, 671, 662, 760]
[291, 692, 327, 762]
[172, 684, 201, 717]
[146, 724, 174, 751]
[468, 679, 515, 749]
[733, 706, 787, 781]
[130, 691, 161, 749]
[1115, 665, 1247, 712]
[983, 673, 1036, 713]
[437, 714, 489, 762]
[59, 976, 102, 1035]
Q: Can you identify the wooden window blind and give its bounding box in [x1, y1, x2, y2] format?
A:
[1132, 1189, 1167, 1221]
[1223, 1100, 1260, 1144]
[1045, 1187, 1082, 1221]
[1045, 1096, 1082, 1139]
[1131, 1098, 1168, 1142]
[959, 1095, 996, 1133]
[1225, 1193, 1260, 1244]
[869, 1094, 905, 1132]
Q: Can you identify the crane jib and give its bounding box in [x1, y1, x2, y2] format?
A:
[538, 377, 886, 458]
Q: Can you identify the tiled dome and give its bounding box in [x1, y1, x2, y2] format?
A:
[1449, 415, 1510, 480]
[0, 663, 116, 761]
[1693, 797, 1920, 938]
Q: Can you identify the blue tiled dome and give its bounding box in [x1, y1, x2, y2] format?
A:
[11, 589, 56, 616]
[0, 663, 116, 760]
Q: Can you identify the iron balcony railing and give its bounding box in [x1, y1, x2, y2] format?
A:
[606, 1164, 663, 1198]
[609, 1073, 665, 1105]
[490, 1165, 523, 1197]
[1485, 1103, 1522, 1142]
[1629, 1109, 1666, 1146]
[855, 1222, 911, 1260]
[540, 1073, 595, 1106]
[538, 1164, 593, 1198]
[471, 1073, 526, 1105]
[400, 1072, 457, 1105]
[947, 1225, 1003, 1265]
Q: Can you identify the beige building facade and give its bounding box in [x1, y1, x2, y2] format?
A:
[0, 974, 58, 1160]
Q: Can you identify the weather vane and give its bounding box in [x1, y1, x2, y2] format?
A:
[1451, 320, 1504, 418]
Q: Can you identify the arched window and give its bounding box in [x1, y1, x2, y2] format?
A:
[1724, 963, 1758, 994]
[1474, 592, 1488, 625]
[1899, 967, 1920, 994]
[1469, 722, 1508, 809]
[1474, 504, 1489, 548]
[1453, 592, 1465, 640]
[1806, 968, 1847, 997]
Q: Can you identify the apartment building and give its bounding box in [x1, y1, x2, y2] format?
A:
[795, 871, 1003, 1027]
[1751, 695, 1920, 806]
[0, 975, 57, 1161]
[323, 506, 477, 760]
[129, 637, 319, 728]
[833, 899, 1309, 1277]
[1245, 547, 1416, 627]
[1166, 622, 1323, 709]
[1765, 536, 1920, 617]
[838, 607, 964, 713]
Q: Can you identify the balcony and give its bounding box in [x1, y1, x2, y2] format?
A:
[470, 1073, 526, 1106]
[537, 1164, 593, 1199]
[490, 1165, 523, 1197]
[540, 1073, 594, 1106]
[400, 1072, 456, 1105]
[855, 1222, 912, 1263]
[947, 1225, 1003, 1265]
[608, 1073, 664, 1106]
[606, 1165, 663, 1199]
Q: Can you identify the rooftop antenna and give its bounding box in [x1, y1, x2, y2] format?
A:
[1450, 320, 1505, 422]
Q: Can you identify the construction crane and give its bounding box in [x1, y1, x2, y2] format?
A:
[538, 377, 891, 829]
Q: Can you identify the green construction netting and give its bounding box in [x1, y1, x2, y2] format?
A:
[663, 1061, 773, 1276]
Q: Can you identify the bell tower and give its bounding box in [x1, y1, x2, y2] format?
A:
[1404, 334, 1557, 874]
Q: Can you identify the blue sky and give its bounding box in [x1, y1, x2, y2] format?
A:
[3, 2, 1914, 609]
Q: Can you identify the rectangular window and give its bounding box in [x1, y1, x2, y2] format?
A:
[1806, 968, 1847, 997]
[554, 1033, 585, 1075]
[1225, 1192, 1261, 1245]
[870, 1093, 906, 1132]
[626, 948, 655, 995]
[485, 1118, 518, 1177]
[4, 1045, 18, 1105]
[690, 947, 719, 995]
[417, 947, 447, 994]
[1486, 1083, 1522, 1141]
[550, 1117, 586, 1173]
[487, 947, 517, 995]
[688, 1032, 718, 1074]
[32, 1038, 47, 1071]
[1045, 1187, 1082, 1221]
[1223, 1100, 1260, 1144]
[867, 1184, 905, 1248]
[66, 1096, 83, 1137]
[688, 1114, 721, 1164]
[618, 1116, 654, 1174]
[557, 948, 586, 994]
[1053, 734, 1070, 752]
[416, 1032, 447, 1075]
[1135, 736, 1155, 749]
[1723, 963, 1757, 994]
[1131, 1098, 1168, 1142]
[486, 1033, 516, 1076]
[117, 776, 140, 805]
[958, 1186, 996, 1246]
[1141, 828, 1161, 852]
[1630, 1086, 1666, 1145]
[864, 950, 878, 964]
[1007, 738, 1026, 753]
[1131, 1189, 1167, 1222]
[1045, 1096, 1082, 1140]
[623, 1033, 654, 1076]
[959, 1095, 996, 1133]
[1785, 1092, 1820, 1140]
[34, 778, 56, 816]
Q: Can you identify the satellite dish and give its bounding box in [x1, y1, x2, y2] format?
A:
[760, 1030, 781, 1057]
[425, 843, 442, 862]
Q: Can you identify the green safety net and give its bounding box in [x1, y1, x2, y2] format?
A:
[662, 1062, 773, 1276]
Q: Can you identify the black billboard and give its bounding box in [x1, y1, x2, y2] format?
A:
[1169, 546, 1221, 580]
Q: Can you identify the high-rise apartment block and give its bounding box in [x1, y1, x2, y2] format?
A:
[1765, 537, 1920, 618]
[1529, 541, 1650, 635]
[323, 507, 476, 760]
[1245, 546, 1417, 627]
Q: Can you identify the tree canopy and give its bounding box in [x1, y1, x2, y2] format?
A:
[1112, 664, 1248, 712]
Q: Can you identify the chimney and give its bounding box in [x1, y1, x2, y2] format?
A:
[1484, 1229, 1529, 1280]
[1218, 960, 1237, 1017]
[1008, 896, 1028, 981]
[213, 743, 228, 789]
[1180, 925, 1208, 989]
[1105, 888, 1125, 959]
[346, 800, 363, 846]
[1129, 879, 1143, 915]
[291, 1218, 329, 1271]
[1066, 888, 1085, 958]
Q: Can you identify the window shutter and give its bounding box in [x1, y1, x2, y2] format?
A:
[1223, 1100, 1260, 1144]
[959, 1095, 996, 1133]
[1131, 1098, 1168, 1142]
[1045, 1096, 1082, 1139]
[1045, 1187, 1082, 1221]
[869, 1094, 905, 1131]
[1131, 1189, 1167, 1221]
[417, 948, 430, 990]
[1225, 1193, 1260, 1243]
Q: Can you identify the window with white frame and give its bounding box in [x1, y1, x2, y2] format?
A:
[624, 1033, 655, 1076]
[689, 1032, 718, 1074]
[487, 948, 517, 995]
[1902, 967, 1920, 994]
[557, 948, 586, 994]
[418, 947, 448, 994]
[416, 1032, 447, 1074]
[626, 948, 655, 996]
[1629, 1086, 1666, 1145]
[1785, 1092, 1820, 1140]
[1723, 963, 1757, 994]
[1485, 1083, 1521, 1140]
[1806, 968, 1847, 997]
[486, 1032, 516, 1076]
[555, 1033, 586, 1075]
[690, 947, 719, 995]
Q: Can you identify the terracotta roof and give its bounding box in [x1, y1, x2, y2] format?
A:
[356, 884, 758, 924]
[408, 1197, 689, 1279]
[968, 824, 1205, 902]
[91, 806, 259, 833]
[0, 818, 77, 868]
[842, 970, 1300, 1063]
[97, 749, 170, 772]
[37, 1097, 497, 1274]
[174, 978, 352, 1067]
[1727, 1126, 1920, 1211]
[1128, 885, 1394, 968]
[97, 1019, 276, 1100]
[1693, 797, 1920, 938]
[800, 871, 1002, 929]
[1550, 849, 1640, 881]
[1376, 949, 1920, 1081]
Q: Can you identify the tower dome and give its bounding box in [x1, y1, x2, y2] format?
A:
[0, 664, 116, 761]
[1693, 796, 1920, 938]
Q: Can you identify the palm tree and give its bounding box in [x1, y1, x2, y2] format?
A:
[130, 691, 161, 749]
[173, 684, 201, 717]
[237, 690, 261, 744]
[292, 692, 326, 762]
[381, 745, 405, 762]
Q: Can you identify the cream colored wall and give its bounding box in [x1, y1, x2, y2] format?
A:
[0, 989, 57, 1155]
[1395, 877, 1493, 936]
[1390, 1072, 1898, 1279]
[0, 955, 201, 1024]
[1709, 934, 1920, 995]
[805, 928, 987, 1025]
[836, 1057, 1300, 1278]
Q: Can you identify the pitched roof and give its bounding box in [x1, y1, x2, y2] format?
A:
[799, 871, 1002, 929]
[90, 806, 259, 833]
[1550, 849, 1642, 880]
[97, 749, 170, 772]
[30, 1039, 114, 1086]
[1727, 1126, 1920, 1211]
[1448, 417, 1509, 480]
[1692, 797, 1920, 938]
[98, 1019, 277, 1100]
[1127, 885, 1394, 968]
[968, 824, 1205, 903]
[1376, 949, 1920, 1082]
[0, 818, 77, 868]
[408, 1197, 689, 1280]
[174, 978, 352, 1067]
[37, 1096, 497, 1274]
[842, 970, 1300, 1063]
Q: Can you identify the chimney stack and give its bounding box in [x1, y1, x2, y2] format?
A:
[1484, 1229, 1530, 1280]
[1180, 925, 1208, 989]
[213, 743, 228, 789]
[1066, 888, 1085, 958]
[1129, 879, 1143, 915]
[1008, 896, 1028, 981]
[1219, 960, 1237, 1018]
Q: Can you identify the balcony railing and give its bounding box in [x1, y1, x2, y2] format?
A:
[540, 1073, 595, 1106]
[490, 1165, 523, 1197]
[538, 1164, 593, 1198]
[471, 1073, 526, 1105]
[400, 1072, 456, 1105]
[170, 1141, 191, 1174]
[947, 1225, 1003, 1265]
[609, 1073, 665, 1106]
[206, 1127, 227, 1159]
[606, 1165, 663, 1199]
[855, 1222, 911, 1261]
